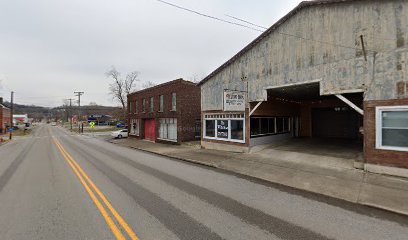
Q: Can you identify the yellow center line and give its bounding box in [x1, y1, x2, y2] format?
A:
[50, 128, 139, 240]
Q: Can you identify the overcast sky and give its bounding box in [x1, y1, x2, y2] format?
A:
[0, 0, 302, 107]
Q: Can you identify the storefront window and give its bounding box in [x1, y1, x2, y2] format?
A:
[260, 118, 269, 134]
[217, 120, 229, 139]
[204, 114, 245, 143]
[276, 117, 284, 133]
[251, 117, 289, 137]
[250, 118, 260, 136]
[231, 120, 244, 140]
[376, 107, 408, 151]
[159, 118, 177, 141]
[205, 120, 215, 137]
[268, 118, 276, 134]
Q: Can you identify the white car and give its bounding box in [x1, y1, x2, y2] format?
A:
[111, 129, 128, 139]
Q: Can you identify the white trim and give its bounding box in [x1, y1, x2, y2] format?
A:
[263, 79, 321, 90]
[323, 88, 365, 95]
[335, 94, 364, 115]
[203, 116, 246, 143]
[365, 164, 408, 178]
[375, 106, 408, 152]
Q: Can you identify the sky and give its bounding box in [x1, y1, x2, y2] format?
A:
[0, 0, 302, 107]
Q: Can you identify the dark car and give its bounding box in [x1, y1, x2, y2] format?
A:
[116, 123, 125, 128]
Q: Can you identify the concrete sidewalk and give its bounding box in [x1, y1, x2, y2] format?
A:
[110, 138, 408, 216]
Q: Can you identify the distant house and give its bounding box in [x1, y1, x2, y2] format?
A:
[127, 79, 201, 144]
[0, 97, 11, 134]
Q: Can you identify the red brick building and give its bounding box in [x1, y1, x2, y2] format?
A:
[127, 79, 201, 144]
[0, 97, 11, 134]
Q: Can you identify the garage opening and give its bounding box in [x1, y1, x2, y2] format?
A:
[249, 81, 363, 165]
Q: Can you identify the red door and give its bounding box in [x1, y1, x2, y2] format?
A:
[144, 119, 156, 141]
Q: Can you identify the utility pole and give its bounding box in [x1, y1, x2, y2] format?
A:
[65, 98, 74, 131]
[9, 91, 14, 140]
[74, 91, 84, 133]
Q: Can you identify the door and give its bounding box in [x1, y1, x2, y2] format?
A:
[144, 119, 156, 141]
[312, 107, 359, 138]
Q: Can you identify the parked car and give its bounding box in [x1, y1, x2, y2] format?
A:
[51, 122, 57, 126]
[111, 129, 128, 139]
[116, 123, 125, 128]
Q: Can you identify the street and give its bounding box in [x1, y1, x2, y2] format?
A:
[0, 124, 407, 240]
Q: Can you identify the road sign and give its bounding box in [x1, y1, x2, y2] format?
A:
[8, 128, 13, 133]
[89, 122, 95, 128]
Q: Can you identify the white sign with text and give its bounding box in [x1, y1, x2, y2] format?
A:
[223, 90, 246, 111]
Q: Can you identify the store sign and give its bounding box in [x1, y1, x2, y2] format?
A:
[224, 90, 245, 111]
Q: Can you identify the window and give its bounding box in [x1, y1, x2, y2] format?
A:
[159, 118, 177, 141]
[142, 99, 146, 112]
[135, 101, 138, 114]
[376, 106, 408, 151]
[129, 102, 133, 114]
[205, 120, 215, 137]
[204, 114, 245, 143]
[276, 117, 284, 133]
[171, 92, 176, 111]
[150, 97, 154, 112]
[217, 120, 229, 139]
[231, 120, 244, 140]
[159, 95, 164, 112]
[250, 117, 290, 137]
[130, 119, 140, 136]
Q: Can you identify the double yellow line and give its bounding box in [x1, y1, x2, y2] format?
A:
[51, 133, 139, 240]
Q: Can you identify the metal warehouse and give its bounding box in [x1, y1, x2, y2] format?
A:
[198, 0, 408, 176]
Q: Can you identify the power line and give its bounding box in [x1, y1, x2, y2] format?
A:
[155, 0, 264, 32]
[225, 14, 267, 30]
[157, 1, 378, 53]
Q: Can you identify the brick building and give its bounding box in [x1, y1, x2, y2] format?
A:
[127, 79, 201, 144]
[0, 97, 11, 134]
[199, 0, 408, 176]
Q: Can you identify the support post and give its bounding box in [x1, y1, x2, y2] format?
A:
[335, 94, 364, 115]
[249, 101, 263, 116]
[9, 91, 14, 140]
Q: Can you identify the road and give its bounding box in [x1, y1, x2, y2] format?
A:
[0, 124, 407, 240]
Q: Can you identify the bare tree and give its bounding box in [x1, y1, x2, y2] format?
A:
[142, 80, 157, 89]
[106, 66, 139, 110]
[189, 74, 204, 84]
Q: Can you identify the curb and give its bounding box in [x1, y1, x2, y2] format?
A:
[108, 140, 408, 216]
[109, 140, 219, 169]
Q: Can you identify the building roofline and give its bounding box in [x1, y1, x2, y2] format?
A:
[197, 0, 370, 86]
[128, 78, 196, 96]
[0, 104, 10, 110]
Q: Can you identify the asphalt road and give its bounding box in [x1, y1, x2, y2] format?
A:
[1, 124, 408, 240]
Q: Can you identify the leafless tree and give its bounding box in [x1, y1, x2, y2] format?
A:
[142, 80, 157, 89]
[105, 66, 139, 110]
[189, 74, 204, 84]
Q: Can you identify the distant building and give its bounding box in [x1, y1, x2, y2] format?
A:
[127, 79, 201, 144]
[86, 114, 112, 125]
[13, 114, 29, 125]
[0, 97, 11, 134]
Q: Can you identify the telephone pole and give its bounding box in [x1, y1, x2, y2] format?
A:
[74, 91, 84, 133]
[9, 91, 14, 140]
[65, 98, 74, 131]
